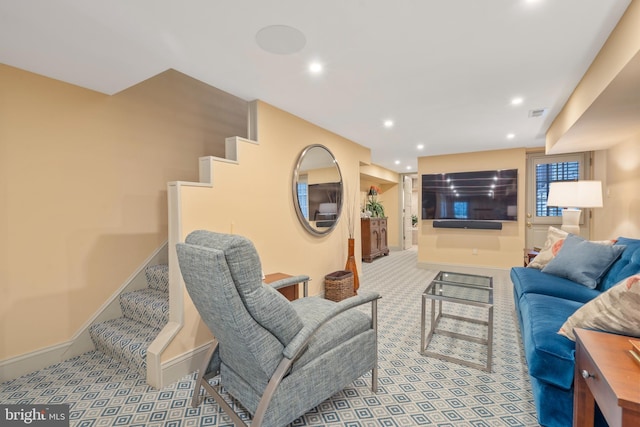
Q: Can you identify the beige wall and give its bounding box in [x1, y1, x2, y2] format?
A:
[417, 148, 526, 269]
[546, 0, 640, 152]
[0, 65, 247, 360]
[592, 135, 640, 239]
[543, 1, 639, 241]
[163, 102, 373, 360]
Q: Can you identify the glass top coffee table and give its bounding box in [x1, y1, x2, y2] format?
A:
[420, 271, 493, 372]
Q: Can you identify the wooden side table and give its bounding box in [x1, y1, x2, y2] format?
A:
[574, 328, 640, 427]
[523, 249, 538, 266]
[264, 272, 306, 301]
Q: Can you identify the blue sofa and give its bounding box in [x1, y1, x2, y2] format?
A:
[511, 236, 640, 427]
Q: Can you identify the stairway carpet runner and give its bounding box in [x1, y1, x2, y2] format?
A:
[89, 264, 169, 378]
[145, 264, 170, 293]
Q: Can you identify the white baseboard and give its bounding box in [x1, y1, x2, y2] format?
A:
[0, 242, 168, 384]
[0, 338, 212, 389]
[0, 341, 71, 383]
[156, 342, 213, 389]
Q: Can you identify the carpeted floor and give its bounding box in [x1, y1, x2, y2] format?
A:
[1, 247, 539, 426]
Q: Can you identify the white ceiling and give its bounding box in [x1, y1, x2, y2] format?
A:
[0, 0, 631, 173]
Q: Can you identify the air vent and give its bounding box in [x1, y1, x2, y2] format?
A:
[529, 108, 548, 118]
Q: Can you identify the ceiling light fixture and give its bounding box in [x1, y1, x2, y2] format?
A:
[511, 97, 524, 106]
[394, 160, 401, 165]
[406, 166, 412, 170]
[309, 61, 323, 74]
[507, 133, 515, 139]
[383, 119, 394, 128]
[417, 144, 424, 150]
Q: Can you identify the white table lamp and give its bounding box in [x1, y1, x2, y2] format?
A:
[546, 181, 603, 234]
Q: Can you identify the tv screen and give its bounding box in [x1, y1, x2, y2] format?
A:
[422, 169, 518, 221]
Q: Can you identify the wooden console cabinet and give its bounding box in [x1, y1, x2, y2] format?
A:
[361, 217, 389, 262]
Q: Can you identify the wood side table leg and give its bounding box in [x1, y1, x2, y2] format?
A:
[621, 410, 640, 426]
[573, 366, 595, 427]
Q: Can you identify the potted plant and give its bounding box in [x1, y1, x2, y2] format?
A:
[366, 185, 385, 218]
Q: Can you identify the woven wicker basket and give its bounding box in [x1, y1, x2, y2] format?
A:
[325, 270, 354, 302]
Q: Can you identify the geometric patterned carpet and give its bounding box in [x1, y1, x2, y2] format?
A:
[0, 247, 540, 426]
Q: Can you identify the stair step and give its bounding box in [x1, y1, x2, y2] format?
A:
[120, 288, 169, 329]
[87, 263, 170, 378]
[145, 264, 169, 293]
[89, 317, 161, 377]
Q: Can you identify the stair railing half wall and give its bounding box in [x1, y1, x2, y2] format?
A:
[148, 136, 258, 389]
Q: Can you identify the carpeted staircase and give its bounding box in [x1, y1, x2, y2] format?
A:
[89, 264, 169, 378]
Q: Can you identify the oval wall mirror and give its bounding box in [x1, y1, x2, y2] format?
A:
[292, 145, 343, 236]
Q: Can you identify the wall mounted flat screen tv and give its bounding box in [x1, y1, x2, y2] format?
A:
[422, 169, 518, 221]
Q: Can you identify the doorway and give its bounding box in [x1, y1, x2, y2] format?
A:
[400, 174, 418, 249]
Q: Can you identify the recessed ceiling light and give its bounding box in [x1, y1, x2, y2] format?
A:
[417, 144, 424, 150]
[406, 166, 412, 170]
[309, 61, 323, 74]
[507, 133, 515, 139]
[394, 160, 401, 165]
[511, 97, 524, 106]
[383, 119, 394, 128]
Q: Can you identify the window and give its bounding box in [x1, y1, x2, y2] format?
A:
[297, 175, 309, 220]
[535, 161, 580, 217]
[454, 201, 469, 219]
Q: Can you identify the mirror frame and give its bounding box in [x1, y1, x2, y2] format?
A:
[292, 144, 343, 236]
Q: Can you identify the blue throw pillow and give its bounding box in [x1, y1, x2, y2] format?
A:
[542, 234, 626, 289]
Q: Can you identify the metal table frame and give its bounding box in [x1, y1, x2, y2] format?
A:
[420, 271, 494, 372]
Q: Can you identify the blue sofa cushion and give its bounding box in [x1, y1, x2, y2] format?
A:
[600, 237, 640, 291]
[541, 235, 626, 289]
[519, 293, 583, 390]
[511, 267, 601, 304]
[529, 375, 573, 427]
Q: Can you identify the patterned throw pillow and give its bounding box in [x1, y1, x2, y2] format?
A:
[527, 227, 568, 269]
[558, 274, 640, 341]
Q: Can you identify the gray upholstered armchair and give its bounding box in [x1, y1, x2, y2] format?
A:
[176, 230, 380, 427]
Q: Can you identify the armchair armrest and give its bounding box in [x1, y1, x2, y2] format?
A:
[266, 275, 310, 297]
[283, 290, 381, 360]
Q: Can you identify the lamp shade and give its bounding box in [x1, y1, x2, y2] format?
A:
[546, 181, 603, 208]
